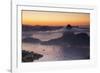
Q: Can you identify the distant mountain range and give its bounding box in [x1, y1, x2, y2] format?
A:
[41, 32, 89, 46]
[22, 24, 89, 46]
[22, 37, 41, 43]
[23, 32, 89, 46]
[22, 25, 63, 31]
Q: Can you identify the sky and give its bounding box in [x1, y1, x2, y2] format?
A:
[22, 10, 90, 26]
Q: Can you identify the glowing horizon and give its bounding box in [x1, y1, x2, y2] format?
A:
[22, 10, 90, 26]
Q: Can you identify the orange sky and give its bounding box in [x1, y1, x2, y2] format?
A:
[22, 10, 90, 26]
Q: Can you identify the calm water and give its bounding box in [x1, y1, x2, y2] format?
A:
[22, 43, 64, 61]
[22, 42, 89, 62]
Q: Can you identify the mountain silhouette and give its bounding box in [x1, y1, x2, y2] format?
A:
[42, 32, 89, 46]
[66, 24, 72, 29]
[74, 33, 89, 45]
[22, 25, 63, 31]
[22, 37, 41, 43]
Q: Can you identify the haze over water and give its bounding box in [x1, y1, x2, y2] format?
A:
[22, 27, 90, 61]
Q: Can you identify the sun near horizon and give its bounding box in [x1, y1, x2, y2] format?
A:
[22, 10, 90, 26]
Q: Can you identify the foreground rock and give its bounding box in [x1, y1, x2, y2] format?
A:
[22, 50, 43, 62]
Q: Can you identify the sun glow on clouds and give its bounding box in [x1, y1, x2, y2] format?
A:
[22, 10, 90, 26]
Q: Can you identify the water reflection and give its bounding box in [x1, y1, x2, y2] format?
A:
[22, 42, 89, 62]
